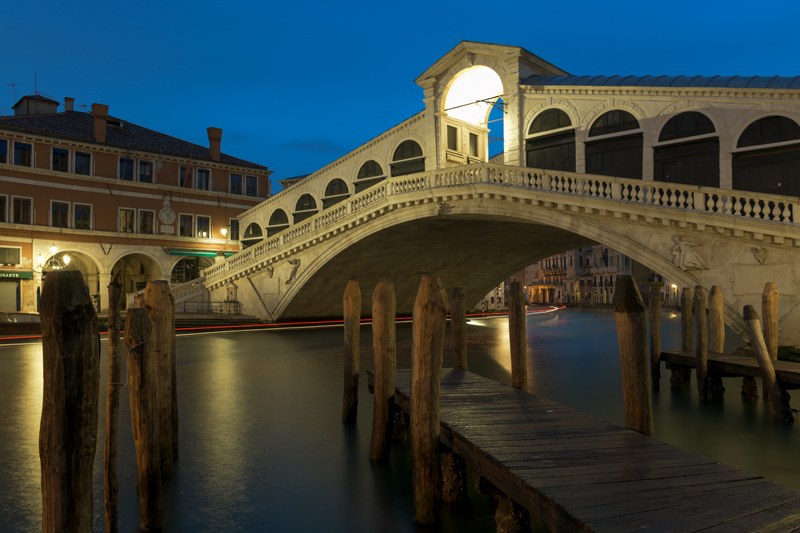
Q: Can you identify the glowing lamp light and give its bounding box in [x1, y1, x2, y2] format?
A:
[63, 255, 70, 266]
[50, 244, 58, 255]
[671, 284, 677, 289]
[202, 231, 207, 238]
[37, 254, 44, 266]
[221, 227, 228, 237]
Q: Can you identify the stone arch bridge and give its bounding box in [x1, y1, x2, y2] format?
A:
[202, 162, 800, 346]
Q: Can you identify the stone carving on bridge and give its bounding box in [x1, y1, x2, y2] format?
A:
[285, 259, 301, 285]
[266, 266, 274, 278]
[753, 246, 769, 265]
[671, 235, 709, 271]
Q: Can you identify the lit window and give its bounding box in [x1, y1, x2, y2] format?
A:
[53, 148, 69, 172]
[13, 198, 31, 224]
[75, 205, 91, 230]
[52, 202, 69, 228]
[120, 209, 135, 232]
[139, 162, 153, 183]
[197, 169, 210, 190]
[14, 143, 32, 166]
[179, 215, 193, 237]
[246, 176, 257, 197]
[139, 211, 154, 234]
[196, 216, 210, 238]
[119, 158, 135, 180]
[75, 152, 90, 175]
[230, 174, 242, 194]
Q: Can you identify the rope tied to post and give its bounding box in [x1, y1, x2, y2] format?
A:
[109, 337, 154, 387]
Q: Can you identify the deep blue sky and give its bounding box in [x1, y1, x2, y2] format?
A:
[3, 0, 798, 192]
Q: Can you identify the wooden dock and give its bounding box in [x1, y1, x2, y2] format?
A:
[378, 368, 800, 532]
[661, 351, 800, 389]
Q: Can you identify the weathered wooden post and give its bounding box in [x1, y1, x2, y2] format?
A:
[649, 283, 662, 389]
[694, 286, 709, 402]
[451, 287, 467, 371]
[39, 271, 99, 533]
[508, 281, 528, 391]
[125, 308, 164, 530]
[612, 275, 654, 437]
[369, 281, 396, 462]
[342, 279, 361, 423]
[762, 283, 780, 400]
[743, 305, 793, 422]
[671, 287, 693, 391]
[411, 275, 448, 525]
[105, 272, 122, 533]
[708, 286, 726, 401]
[143, 280, 177, 478]
[474, 471, 530, 532]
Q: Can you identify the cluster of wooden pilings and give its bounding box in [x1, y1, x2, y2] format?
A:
[651, 281, 794, 422]
[341, 276, 531, 528]
[39, 270, 178, 533]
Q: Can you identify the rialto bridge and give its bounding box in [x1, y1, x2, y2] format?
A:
[200, 41, 800, 345]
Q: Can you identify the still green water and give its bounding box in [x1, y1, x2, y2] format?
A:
[0, 307, 797, 532]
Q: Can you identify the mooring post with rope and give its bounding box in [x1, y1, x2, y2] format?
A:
[125, 307, 164, 530]
[39, 270, 100, 533]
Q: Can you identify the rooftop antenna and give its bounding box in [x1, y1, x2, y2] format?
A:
[3, 83, 16, 110]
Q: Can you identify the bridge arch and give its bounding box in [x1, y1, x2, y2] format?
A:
[730, 113, 800, 197]
[435, 56, 511, 105]
[440, 65, 505, 127]
[354, 157, 388, 193]
[322, 177, 351, 208]
[292, 192, 320, 223]
[389, 137, 426, 176]
[523, 102, 580, 137]
[580, 99, 647, 130]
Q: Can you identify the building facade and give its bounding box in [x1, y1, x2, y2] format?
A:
[0, 95, 271, 313]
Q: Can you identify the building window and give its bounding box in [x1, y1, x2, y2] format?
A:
[197, 169, 210, 190]
[120, 209, 135, 232]
[230, 174, 242, 194]
[52, 202, 69, 228]
[241, 222, 263, 248]
[75, 152, 90, 175]
[588, 110, 640, 137]
[13, 198, 31, 224]
[179, 215, 193, 237]
[230, 219, 239, 240]
[52, 148, 69, 172]
[119, 158, 135, 180]
[0, 246, 21, 265]
[139, 161, 153, 183]
[469, 132, 478, 157]
[0, 196, 5, 222]
[75, 204, 91, 230]
[267, 209, 289, 237]
[447, 125, 458, 151]
[197, 216, 210, 238]
[246, 176, 257, 197]
[526, 109, 575, 172]
[180, 166, 190, 187]
[139, 210, 154, 234]
[391, 140, 424, 176]
[0, 140, 7, 163]
[14, 142, 32, 166]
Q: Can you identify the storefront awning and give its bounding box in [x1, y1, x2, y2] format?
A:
[168, 250, 236, 258]
[0, 271, 33, 279]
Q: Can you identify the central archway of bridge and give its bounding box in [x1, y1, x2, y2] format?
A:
[281, 216, 592, 319]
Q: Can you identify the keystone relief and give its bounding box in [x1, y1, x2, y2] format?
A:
[671, 235, 708, 271]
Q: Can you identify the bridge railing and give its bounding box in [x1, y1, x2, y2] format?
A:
[203, 162, 799, 282]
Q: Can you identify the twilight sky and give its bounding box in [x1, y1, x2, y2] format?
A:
[3, 0, 797, 192]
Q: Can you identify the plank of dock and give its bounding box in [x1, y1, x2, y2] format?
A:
[661, 351, 800, 388]
[370, 368, 800, 532]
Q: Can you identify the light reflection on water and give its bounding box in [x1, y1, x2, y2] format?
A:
[1, 308, 798, 532]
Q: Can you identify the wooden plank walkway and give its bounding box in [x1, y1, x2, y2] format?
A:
[383, 368, 800, 532]
[661, 351, 800, 389]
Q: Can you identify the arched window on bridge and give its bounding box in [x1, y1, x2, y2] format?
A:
[390, 141, 424, 177]
[323, 179, 350, 209]
[733, 116, 800, 197]
[355, 160, 387, 193]
[654, 112, 719, 187]
[241, 223, 263, 249]
[293, 194, 318, 224]
[525, 109, 575, 172]
[585, 110, 642, 179]
[266, 209, 289, 237]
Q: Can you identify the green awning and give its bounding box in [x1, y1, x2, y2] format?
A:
[168, 250, 237, 258]
[0, 271, 33, 279]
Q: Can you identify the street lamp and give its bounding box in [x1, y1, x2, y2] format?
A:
[221, 227, 228, 238]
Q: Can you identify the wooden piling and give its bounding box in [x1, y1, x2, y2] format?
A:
[612, 275, 654, 437]
[143, 280, 177, 478]
[450, 287, 467, 370]
[411, 275, 448, 525]
[762, 283, 780, 399]
[342, 279, 361, 423]
[441, 451, 468, 505]
[743, 305, 793, 422]
[694, 286, 709, 402]
[369, 281, 396, 462]
[671, 287, 693, 391]
[125, 308, 164, 531]
[508, 280, 528, 392]
[39, 270, 100, 533]
[104, 272, 122, 533]
[708, 286, 726, 401]
[649, 283, 662, 389]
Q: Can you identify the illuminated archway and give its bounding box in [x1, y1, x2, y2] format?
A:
[444, 66, 504, 126]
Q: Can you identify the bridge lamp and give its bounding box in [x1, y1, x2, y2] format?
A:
[221, 227, 228, 238]
[50, 244, 58, 255]
[63, 255, 70, 266]
[37, 254, 45, 267]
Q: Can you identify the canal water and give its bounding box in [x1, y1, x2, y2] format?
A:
[1, 307, 798, 532]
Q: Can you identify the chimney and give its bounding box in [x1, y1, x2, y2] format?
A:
[64, 97, 74, 112]
[207, 127, 222, 162]
[92, 103, 109, 144]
